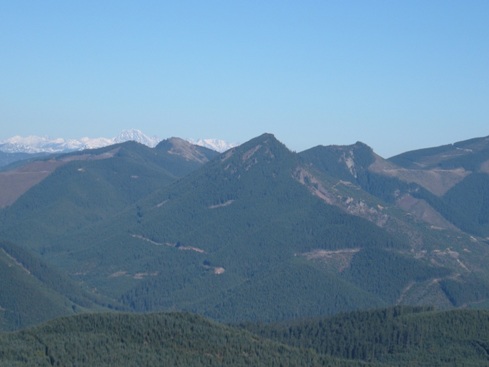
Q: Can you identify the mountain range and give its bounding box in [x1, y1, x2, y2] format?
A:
[0, 132, 489, 333]
[0, 129, 236, 154]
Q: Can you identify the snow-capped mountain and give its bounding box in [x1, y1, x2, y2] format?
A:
[0, 129, 236, 154]
[186, 138, 237, 153]
[0, 135, 112, 154]
[113, 129, 160, 148]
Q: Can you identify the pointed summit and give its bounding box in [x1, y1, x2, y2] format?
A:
[242, 133, 285, 148]
[220, 133, 293, 164]
[114, 129, 160, 147]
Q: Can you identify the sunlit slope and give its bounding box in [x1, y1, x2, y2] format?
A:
[40, 134, 449, 322]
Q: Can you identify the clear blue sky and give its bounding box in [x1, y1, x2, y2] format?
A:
[1, 1, 488, 157]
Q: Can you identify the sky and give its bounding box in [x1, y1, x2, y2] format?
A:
[1, 1, 488, 158]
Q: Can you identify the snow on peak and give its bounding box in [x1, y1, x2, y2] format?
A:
[0, 130, 236, 154]
[114, 129, 159, 148]
[186, 138, 237, 153]
[0, 135, 113, 153]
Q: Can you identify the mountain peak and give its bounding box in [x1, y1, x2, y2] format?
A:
[353, 141, 373, 151]
[217, 133, 295, 175]
[186, 138, 237, 153]
[156, 137, 218, 163]
[114, 129, 159, 147]
[233, 133, 291, 157]
[299, 141, 376, 181]
[241, 133, 286, 149]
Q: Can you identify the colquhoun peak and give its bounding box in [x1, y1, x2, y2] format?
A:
[156, 137, 217, 163]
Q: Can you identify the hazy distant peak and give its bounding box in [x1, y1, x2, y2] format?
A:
[0, 130, 235, 155]
[0, 135, 114, 153]
[114, 129, 160, 147]
[186, 138, 237, 153]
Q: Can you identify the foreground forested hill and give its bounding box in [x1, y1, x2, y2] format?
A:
[246, 306, 489, 367]
[1, 307, 489, 367]
[0, 312, 363, 367]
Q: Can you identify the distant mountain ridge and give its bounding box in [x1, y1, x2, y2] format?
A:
[0, 129, 236, 154]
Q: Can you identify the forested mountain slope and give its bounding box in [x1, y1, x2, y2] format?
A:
[0, 139, 218, 249]
[388, 136, 489, 237]
[1, 134, 489, 330]
[4, 133, 467, 323]
[0, 240, 117, 331]
[300, 136, 489, 237]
